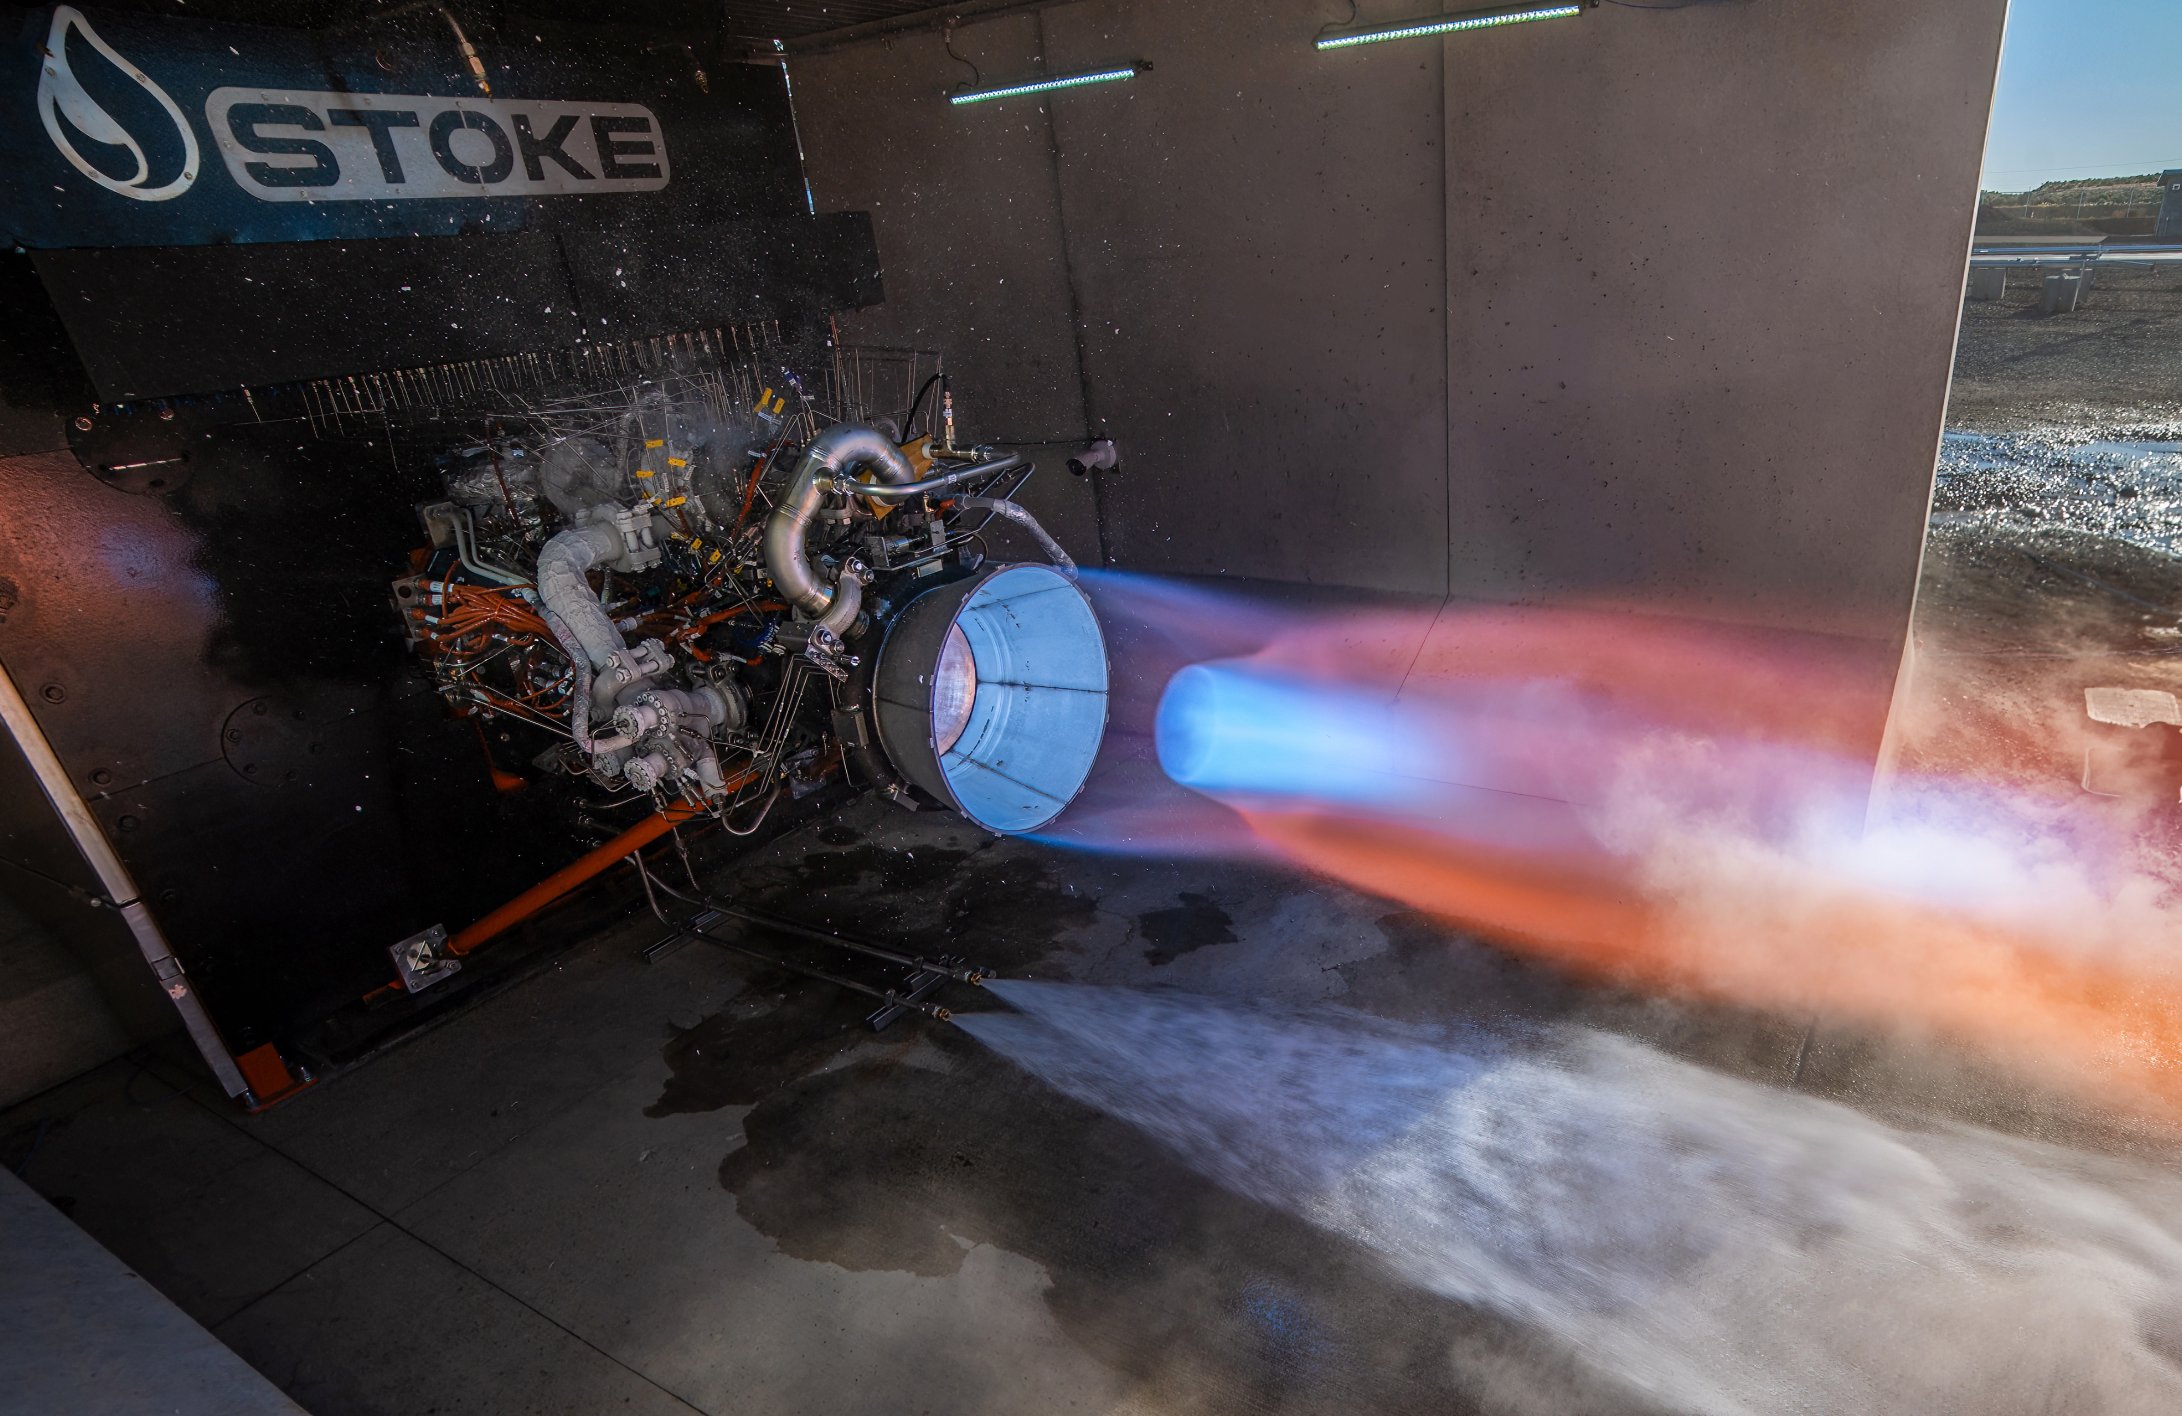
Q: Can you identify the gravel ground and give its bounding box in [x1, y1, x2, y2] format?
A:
[1903, 266, 2182, 792]
[1948, 264, 2182, 431]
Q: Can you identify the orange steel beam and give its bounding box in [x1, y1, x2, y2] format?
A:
[446, 802, 702, 957]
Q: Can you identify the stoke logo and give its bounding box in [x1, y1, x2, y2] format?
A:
[35, 5, 200, 202]
[31, 5, 670, 207]
[205, 90, 671, 201]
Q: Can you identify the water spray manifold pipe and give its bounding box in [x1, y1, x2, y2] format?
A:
[642, 867, 988, 986]
[629, 854, 968, 1021]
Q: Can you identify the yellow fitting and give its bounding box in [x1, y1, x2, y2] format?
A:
[644, 438, 664, 449]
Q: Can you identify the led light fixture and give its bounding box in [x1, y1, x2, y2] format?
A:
[1316, 2, 1584, 50]
[948, 63, 1144, 106]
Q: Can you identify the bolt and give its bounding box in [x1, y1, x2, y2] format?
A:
[158, 406, 176, 422]
[117, 815, 140, 832]
[72, 415, 93, 432]
[40, 683, 65, 704]
[252, 701, 268, 716]
[90, 768, 113, 787]
[226, 728, 242, 743]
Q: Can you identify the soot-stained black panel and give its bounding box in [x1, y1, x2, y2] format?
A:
[723, 0, 949, 44]
[32, 235, 574, 398]
[559, 212, 885, 334]
[0, 440, 584, 1053]
[0, 2, 892, 1063]
[33, 214, 882, 399]
[8, 2, 882, 399]
[1, 3, 808, 249]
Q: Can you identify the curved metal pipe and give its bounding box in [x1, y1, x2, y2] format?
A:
[536, 520, 627, 750]
[852, 453, 1027, 502]
[537, 521, 626, 671]
[452, 508, 531, 586]
[957, 495, 1076, 578]
[764, 423, 915, 617]
[814, 567, 863, 640]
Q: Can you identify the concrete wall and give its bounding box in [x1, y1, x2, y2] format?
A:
[791, 0, 2006, 638]
[788, 14, 1103, 567]
[1441, 0, 2004, 639]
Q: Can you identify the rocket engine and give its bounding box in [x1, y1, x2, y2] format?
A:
[392, 372, 1107, 846]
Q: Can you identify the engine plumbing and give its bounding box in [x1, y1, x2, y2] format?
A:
[392, 368, 1109, 842]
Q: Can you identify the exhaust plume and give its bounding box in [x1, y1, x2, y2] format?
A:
[1055, 575, 2182, 1117]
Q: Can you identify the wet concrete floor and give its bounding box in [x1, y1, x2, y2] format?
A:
[6, 781, 2158, 1416]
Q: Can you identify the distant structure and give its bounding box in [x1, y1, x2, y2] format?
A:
[2160, 170, 2182, 238]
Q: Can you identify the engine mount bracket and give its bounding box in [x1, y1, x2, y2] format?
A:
[390, 924, 461, 993]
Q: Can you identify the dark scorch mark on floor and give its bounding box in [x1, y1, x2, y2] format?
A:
[732, 834, 1098, 972]
[772, 840, 979, 895]
[1138, 891, 1237, 966]
[939, 853, 1099, 963]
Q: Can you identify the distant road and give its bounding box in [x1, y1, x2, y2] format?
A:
[1971, 242, 2182, 265]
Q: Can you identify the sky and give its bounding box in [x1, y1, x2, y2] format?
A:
[1979, 0, 2182, 191]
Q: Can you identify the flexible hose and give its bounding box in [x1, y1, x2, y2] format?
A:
[536, 520, 628, 752]
[957, 497, 1076, 578]
[538, 603, 600, 750]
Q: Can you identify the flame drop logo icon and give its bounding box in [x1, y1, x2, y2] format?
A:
[36, 6, 198, 202]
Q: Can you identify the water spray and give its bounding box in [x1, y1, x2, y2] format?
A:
[961, 981, 2182, 1416]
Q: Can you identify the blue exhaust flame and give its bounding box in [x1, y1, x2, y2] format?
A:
[1156, 662, 1435, 810]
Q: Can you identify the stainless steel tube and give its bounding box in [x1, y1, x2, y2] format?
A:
[814, 568, 863, 640]
[957, 495, 1076, 577]
[763, 423, 915, 617]
[851, 453, 1027, 502]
